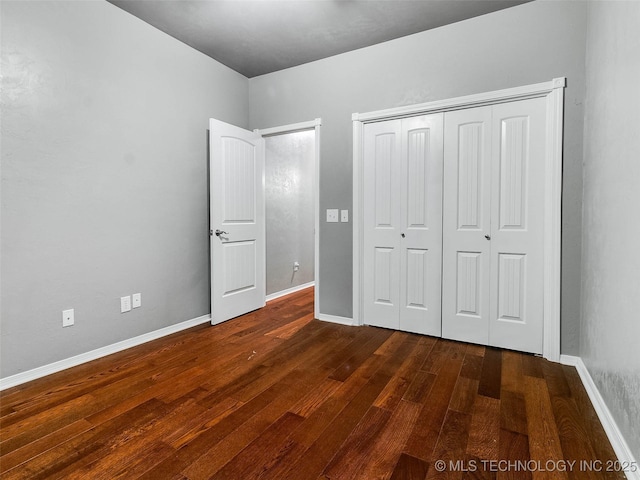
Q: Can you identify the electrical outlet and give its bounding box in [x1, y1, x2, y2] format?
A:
[121, 296, 132, 313]
[341, 209, 349, 222]
[62, 309, 74, 327]
[326, 209, 339, 223]
[132, 293, 141, 308]
[293, 262, 300, 272]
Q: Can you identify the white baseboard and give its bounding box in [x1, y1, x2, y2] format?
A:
[0, 314, 211, 391]
[561, 355, 639, 480]
[266, 282, 315, 302]
[317, 313, 356, 326]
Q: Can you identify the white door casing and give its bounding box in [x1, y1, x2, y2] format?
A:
[210, 119, 265, 324]
[363, 114, 443, 336]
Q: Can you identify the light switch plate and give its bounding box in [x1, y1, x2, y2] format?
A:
[326, 209, 339, 223]
[121, 296, 132, 313]
[341, 210, 349, 222]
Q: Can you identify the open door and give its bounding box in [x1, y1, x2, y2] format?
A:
[209, 118, 265, 325]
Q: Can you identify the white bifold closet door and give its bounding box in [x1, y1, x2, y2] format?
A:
[441, 97, 546, 354]
[363, 114, 443, 336]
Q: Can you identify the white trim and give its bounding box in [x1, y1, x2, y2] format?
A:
[0, 314, 211, 391]
[266, 282, 315, 302]
[314, 123, 321, 318]
[561, 356, 639, 480]
[256, 118, 322, 137]
[317, 313, 356, 326]
[543, 86, 564, 362]
[352, 119, 364, 326]
[353, 78, 565, 361]
[559, 354, 580, 366]
[352, 78, 566, 122]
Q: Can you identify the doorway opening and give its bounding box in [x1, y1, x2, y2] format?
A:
[258, 119, 321, 317]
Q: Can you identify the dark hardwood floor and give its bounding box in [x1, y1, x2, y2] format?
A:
[0, 287, 623, 479]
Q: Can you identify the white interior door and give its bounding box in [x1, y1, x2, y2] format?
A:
[209, 118, 265, 324]
[363, 114, 443, 336]
[489, 98, 545, 353]
[442, 106, 492, 345]
[363, 119, 401, 329]
[442, 98, 546, 354]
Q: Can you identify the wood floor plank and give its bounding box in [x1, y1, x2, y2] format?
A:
[500, 351, 525, 395]
[466, 396, 500, 461]
[499, 390, 527, 435]
[390, 453, 430, 480]
[460, 354, 484, 381]
[449, 377, 479, 415]
[523, 376, 568, 480]
[181, 365, 331, 479]
[425, 409, 472, 480]
[497, 429, 531, 480]
[0, 288, 620, 480]
[283, 361, 397, 479]
[357, 399, 422, 480]
[478, 348, 502, 400]
[374, 337, 435, 411]
[208, 412, 305, 480]
[404, 354, 465, 461]
[321, 406, 392, 480]
[329, 327, 394, 382]
[287, 353, 386, 449]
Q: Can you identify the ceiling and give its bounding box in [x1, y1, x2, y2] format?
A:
[108, 0, 531, 78]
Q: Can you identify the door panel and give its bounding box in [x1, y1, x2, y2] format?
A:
[363, 120, 401, 329]
[489, 98, 545, 354]
[442, 98, 545, 354]
[399, 115, 443, 336]
[442, 107, 492, 345]
[210, 119, 265, 324]
[363, 115, 443, 336]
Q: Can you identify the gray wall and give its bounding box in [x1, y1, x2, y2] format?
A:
[265, 131, 315, 296]
[581, 1, 640, 458]
[249, 0, 587, 353]
[0, 1, 248, 377]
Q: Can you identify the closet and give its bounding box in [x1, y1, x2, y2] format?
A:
[360, 93, 550, 355]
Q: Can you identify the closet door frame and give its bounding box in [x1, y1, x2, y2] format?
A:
[352, 77, 565, 362]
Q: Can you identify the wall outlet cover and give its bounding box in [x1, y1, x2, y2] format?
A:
[62, 309, 74, 327]
[341, 209, 349, 222]
[132, 293, 141, 308]
[326, 209, 339, 223]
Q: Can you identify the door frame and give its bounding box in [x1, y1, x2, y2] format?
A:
[352, 78, 565, 362]
[254, 118, 322, 318]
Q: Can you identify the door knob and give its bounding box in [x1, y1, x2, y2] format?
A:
[485, 234, 491, 240]
[215, 229, 228, 237]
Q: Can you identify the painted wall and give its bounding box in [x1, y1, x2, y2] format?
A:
[265, 131, 315, 296]
[249, 0, 587, 353]
[0, 1, 249, 377]
[581, 0, 640, 458]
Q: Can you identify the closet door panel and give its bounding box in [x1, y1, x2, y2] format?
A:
[442, 106, 492, 345]
[489, 98, 546, 354]
[399, 115, 443, 336]
[363, 120, 402, 329]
